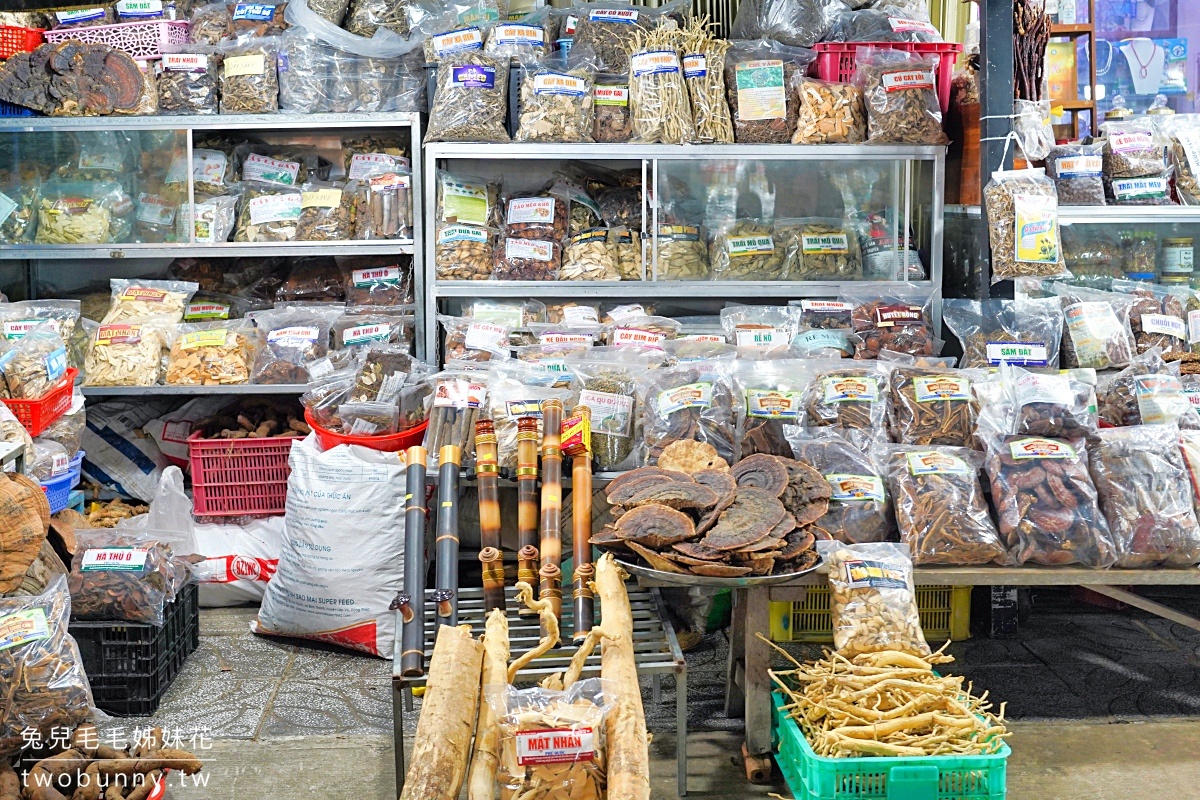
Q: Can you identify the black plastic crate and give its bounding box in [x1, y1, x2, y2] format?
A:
[69, 583, 200, 716]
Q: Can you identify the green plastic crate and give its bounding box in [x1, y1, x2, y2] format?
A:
[770, 586, 972, 644]
[771, 690, 1009, 800]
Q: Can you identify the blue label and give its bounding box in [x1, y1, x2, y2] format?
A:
[233, 3, 275, 20]
[278, 51, 289, 71]
[452, 64, 496, 88]
[45, 347, 67, 383]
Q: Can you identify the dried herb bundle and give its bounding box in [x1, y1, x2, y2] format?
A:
[629, 25, 693, 145]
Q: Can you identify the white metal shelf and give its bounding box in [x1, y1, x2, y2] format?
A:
[0, 112, 420, 132]
[81, 384, 307, 396]
[433, 279, 925, 298]
[947, 203, 1200, 224]
[4, 241, 413, 260]
[426, 142, 947, 161]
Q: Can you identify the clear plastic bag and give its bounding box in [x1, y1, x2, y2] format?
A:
[422, 369, 490, 466]
[828, 543, 930, 658]
[1045, 141, 1105, 206]
[484, 8, 551, 59]
[791, 75, 865, 144]
[1165, 114, 1200, 206]
[332, 308, 413, 351]
[343, 0, 414, 37]
[725, 38, 816, 144]
[157, 45, 221, 114]
[942, 296, 1063, 369]
[439, 314, 511, 362]
[782, 217, 863, 280]
[250, 305, 338, 384]
[1097, 348, 1196, 428]
[883, 444, 1007, 565]
[887, 364, 980, 447]
[234, 181, 302, 242]
[728, 0, 838, 48]
[1101, 117, 1168, 178]
[786, 426, 893, 544]
[854, 47, 948, 145]
[51, 5, 116, 27]
[570, 0, 657, 70]
[828, 4, 941, 42]
[984, 168, 1068, 283]
[39, 391, 85, 458]
[841, 284, 936, 360]
[516, 48, 598, 143]
[1105, 168, 1175, 206]
[68, 531, 174, 626]
[425, 50, 511, 144]
[629, 29, 694, 145]
[83, 318, 174, 387]
[34, 179, 120, 246]
[341, 256, 411, 306]
[566, 345, 661, 470]
[710, 219, 786, 279]
[488, 363, 575, 470]
[720, 305, 796, 351]
[165, 319, 261, 385]
[338, 400, 400, 435]
[1051, 283, 1137, 370]
[295, 181, 354, 241]
[1013, 98, 1054, 162]
[101, 278, 197, 326]
[593, 72, 632, 142]
[0, 577, 94, 758]
[802, 358, 890, 441]
[0, 322, 67, 400]
[29, 438, 69, 481]
[732, 357, 809, 458]
[191, 1, 234, 44]
[984, 432, 1117, 568]
[602, 314, 680, 349]
[639, 359, 735, 466]
[1002, 364, 1097, 439]
[218, 37, 280, 114]
[351, 169, 413, 241]
[1109, 279, 1189, 357]
[680, 20, 734, 144]
[416, 0, 502, 62]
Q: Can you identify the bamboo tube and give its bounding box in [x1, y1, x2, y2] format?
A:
[435, 444, 462, 628]
[400, 445, 428, 678]
[596, 553, 651, 800]
[538, 399, 564, 626]
[516, 417, 540, 592]
[399, 624, 484, 800]
[568, 405, 595, 641]
[466, 609, 509, 800]
[475, 419, 506, 613]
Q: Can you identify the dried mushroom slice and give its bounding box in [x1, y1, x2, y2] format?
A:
[732, 552, 777, 575]
[767, 512, 797, 540]
[673, 540, 724, 561]
[606, 474, 679, 506]
[731, 453, 789, 496]
[737, 536, 786, 554]
[785, 548, 821, 572]
[701, 488, 787, 551]
[625, 541, 689, 574]
[690, 562, 754, 578]
[624, 482, 720, 511]
[780, 528, 816, 560]
[589, 526, 630, 551]
[615, 503, 698, 549]
[657, 439, 726, 475]
[780, 460, 834, 525]
[605, 467, 693, 498]
[693, 468, 737, 498]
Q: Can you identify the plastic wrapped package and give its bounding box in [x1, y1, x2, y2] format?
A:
[566, 345, 661, 471]
[422, 369, 490, 467]
[439, 314, 511, 363]
[337, 400, 400, 435]
[827, 543, 930, 658]
[827, 5, 942, 42]
[1101, 118, 1168, 178]
[156, 46, 221, 114]
[234, 143, 330, 187]
[791, 75, 866, 144]
[487, 362, 575, 470]
[425, 50, 511, 143]
[942, 296, 1063, 369]
[351, 169, 412, 241]
[983, 168, 1068, 283]
[0, 300, 81, 359]
[29, 438, 69, 481]
[628, 28, 694, 145]
[165, 319, 261, 385]
[593, 72, 633, 142]
[68, 531, 176, 626]
[602, 314, 680, 349]
[709, 219, 786, 279]
[1097, 349, 1196, 428]
[728, 0, 838, 48]
[1003, 365, 1098, 439]
[888, 364, 980, 447]
[680, 21, 734, 144]
[294, 181, 354, 241]
[1105, 168, 1175, 206]
[1165, 114, 1200, 205]
[341, 257, 411, 306]
[854, 48, 948, 145]
[841, 284, 936, 360]
[1045, 142, 1105, 206]
[786, 426, 893, 544]
[984, 432, 1117, 568]
[82, 318, 175, 387]
[1091, 423, 1200, 568]
[1051, 283, 1137, 370]
[332, 308, 412, 351]
[249, 305, 339, 384]
[0, 323, 68, 400]
[228, 1, 289, 38]
[485, 10, 551, 58]
[570, 0, 658, 70]
[191, 1, 234, 44]
[1060, 227, 1122, 290]
[349, 346, 419, 403]
[884, 444, 1006, 565]
[34, 180, 120, 245]
[0, 181, 38, 245]
[416, 0, 502, 62]
[1109, 280, 1189, 357]
[277, 258, 342, 302]
[638, 358, 735, 466]
[724, 39, 816, 144]
[790, 299, 855, 358]
[278, 29, 333, 112]
[343, 0, 414, 37]
[234, 182, 302, 242]
[720, 305, 796, 351]
[218, 37, 280, 114]
[782, 218, 863, 280]
[561, 228, 620, 280]
[39, 392, 85, 458]
[655, 224, 707, 280]
[493, 236, 562, 280]
[515, 49, 598, 143]
[731, 357, 809, 458]
[803, 358, 890, 441]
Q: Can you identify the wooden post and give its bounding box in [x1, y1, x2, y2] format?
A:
[435, 444, 462, 628]
[516, 417, 540, 592]
[466, 609, 509, 800]
[568, 405, 595, 640]
[400, 445, 427, 678]
[538, 399, 564, 626]
[475, 419, 505, 612]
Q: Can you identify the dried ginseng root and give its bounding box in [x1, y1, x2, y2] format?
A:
[827, 543, 930, 658]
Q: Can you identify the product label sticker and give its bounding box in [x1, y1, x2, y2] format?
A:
[844, 559, 907, 589]
[136, 193, 176, 226]
[44, 346, 66, 383]
[505, 238, 554, 261]
[822, 375, 879, 403]
[185, 302, 231, 321]
[825, 474, 885, 503]
[631, 49, 680, 77]
[342, 323, 389, 345]
[52, 196, 94, 216]
[50, 451, 69, 476]
[657, 382, 713, 416]
[734, 59, 786, 120]
[495, 23, 543, 45]
[560, 305, 600, 325]
[1054, 155, 1102, 179]
[437, 224, 488, 245]
[1134, 374, 1187, 424]
[801, 232, 849, 253]
[906, 450, 971, 476]
[744, 389, 801, 419]
[2, 320, 44, 339]
[434, 26, 484, 56]
[800, 299, 854, 314]
[793, 328, 850, 353]
[727, 235, 774, 257]
[464, 322, 508, 354]
[233, 2, 276, 20]
[985, 340, 1048, 366]
[162, 52, 208, 72]
[81, 547, 150, 571]
[1112, 177, 1169, 200]
[881, 69, 934, 92]
[1189, 309, 1200, 345]
[593, 85, 629, 105]
[0, 609, 50, 652]
[872, 303, 923, 328]
[611, 327, 666, 348]
[605, 304, 644, 323]
[734, 327, 787, 348]
[1177, 130, 1200, 176]
[1141, 313, 1186, 339]
[537, 332, 592, 347]
[243, 153, 300, 186]
[683, 52, 707, 78]
[1109, 131, 1154, 153]
[1014, 371, 1073, 407]
[0, 191, 16, 227]
[451, 64, 496, 88]
[1163, 244, 1194, 274]
[95, 324, 143, 346]
[352, 266, 401, 286]
[267, 326, 319, 347]
[432, 378, 486, 409]
[370, 173, 407, 193]
[180, 329, 228, 350]
[248, 193, 301, 225]
[563, 14, 577, 33]
[579, 389, 633, 436]
[165, 154, 189, 185]
[504, 399, 545, 418]
[1013, 192, 1060, 263]
[887, 15, 939, 34]
[658, 224, 701, 241]
[913, 374, 970, 402]
[223, 54, 266, 78]
[192, 149, 227, 185]
[347, 153, 404, 180]
[589, 8, 637, 22]
[120, 287, 168, 302]
[118, 0, 163, 15]
[56, 7, 105, 23]
[1063, 301, 1122, 365]
[516, 727, 595, 766]
[533, 71, 586, 96]
[302, 188, 342, 208]
[1009, 437, 1076, 460]
[508, 197, 555, 224]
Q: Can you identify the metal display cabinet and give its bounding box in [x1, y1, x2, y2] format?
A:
[424, 142, 946, 362]
[0, 112, 429, 375]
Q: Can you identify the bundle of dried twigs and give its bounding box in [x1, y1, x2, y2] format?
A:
[1014, 0, 1050, 102]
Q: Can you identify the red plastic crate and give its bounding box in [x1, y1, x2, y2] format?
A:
[188, 431, 294, 516]
[812, 41, 964, 113]
[0, 25, 44, 59]
[1, 367, 76, 436]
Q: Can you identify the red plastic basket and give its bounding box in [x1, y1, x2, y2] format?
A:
[42, 19, 188, 60]
[188, 432, 295, 517]
[0, 25, 44, 59]
[305, 409, 429, 454]
[812, 41, 964, 113]
[2, 367, 76, 436]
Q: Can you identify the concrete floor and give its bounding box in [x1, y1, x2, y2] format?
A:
[127, 606, 1200, 799]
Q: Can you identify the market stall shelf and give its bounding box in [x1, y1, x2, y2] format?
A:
[391, 584, 688, 797]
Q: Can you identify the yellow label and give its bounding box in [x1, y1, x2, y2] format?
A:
[441, 500, 454, 508]
[302, 188, 342, 208]
[224, 54, 265, 77]
[180, 329, 228, 350]
[1014, 192, 1059, 264]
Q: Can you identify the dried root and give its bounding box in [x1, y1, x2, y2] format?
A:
[508, 581, 560, 682]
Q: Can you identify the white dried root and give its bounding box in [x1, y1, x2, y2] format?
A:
[509, 581, 561, 681]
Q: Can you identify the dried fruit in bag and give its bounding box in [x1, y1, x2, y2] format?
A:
[1005, 366, 1097, 439]
[791, 76, 865, 144]
[710, 220, 786, 280]
[68, 531, 173, 625]
[101, 278, 197, 325]
[843, 286, 936, 360]
[166, 321, 260, 385]
[1097, 349, 1196, 428]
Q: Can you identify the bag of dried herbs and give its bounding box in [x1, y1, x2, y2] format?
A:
[791, 74, 866, 144]
[484, 7, 551, 58]
[1045, 142, 1105, 206]
[350, 168, 413, 241]
[1100, 117, 1168, 178]
[0, 181, 37, 245]
[984, 168, 1069, 283]
[156, 44, 221, 115]
[228, 1, 289, 39]
[725, 38, 816, 144]
[1108, 279, 1190, 357]
[340, 256, 412, 307]
[344, 0, 414, 37]
[602, 314, 681, 349]
[569, 0, 658, 70]
[422, 368, 491, 467]
[425, 50, 511, 143]
[333, 307, 413, 351]
[942, 296, 1064, 369]
[720, 305, 797, 352]
[0, 322, 68, 400]
[249, 304, 339, 384]
[1105, 168, 1175, 206]
[34, 179, 120, 246]
[802, 357, 892, 441]
[781, 217, 863, 280]
[853, 47, 948, 145]
[416, 0, 502, 62]
[709, 219, 786, 280]
[294, 181, 354, 241]
[515, 47, 599, 143]
[627, 25, 693, 144]
[728, 0, 836, 48]
[566, 345, 662, 471]
[827, 5, 943, 43]
[593, 72, 633, 142]
[277, 28, 337, 112]
[218, 36, 280, 114]
[638, 356, 736, 466]
[1164, 114, 1200, 206]
[1049, 282, 1138, 370]
[788, 299, 856, 358]
[68, 530, 174, 625]
[488, 360, 575, 470]
[1096, 348, 1197, 429]
[234, 181, 302, 242]
[656, 223, 708, 280]
[165, 318, 262, 385]
[786, 425, 895, 544]
[732, 357, 810, 458]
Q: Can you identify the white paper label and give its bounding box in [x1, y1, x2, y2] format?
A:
[799, 300, 853, 314]
[1014, 371, 1072, 407]
[267, 326, 319, 347]
[887, 16, 939, 35]
[248, 193, 301, 225]
[50, 452, 70, 476]
[912, 375, 971, 402]
[495, 23, 543, 45]
[162, 52, 208, 72]
[515, 727, 595, 765]
[611, 327, 666, 348]
[825, 474, 885, 503]
[464, 322, 508, 354]
[433, 26, 484, 56]
[507, 197, 555, 224]
[136, 193, 176, 226]
[906, 450, 971, 476]
[561, 305, 600, 325]
[505, 238, 554, 262]
[984, 341, 1048, 366]
[605, 304, 644, 323]
[243, 153, 301, 186]
[657, 382, 712, 415]
[1142, 313, 1185, 339]
[342, 323, 390, 345]
[734, 327, 787, 348]
[1109, 131, 1154, 153]
[192, 149, 227, 185]
[589, 8, 637, 22]
[882, 69, 935, 92]
[533, 71, 586, 96]
[579, 389, 633, 437]
[352, 266, 401, 286]
[630, 50, 680, 77]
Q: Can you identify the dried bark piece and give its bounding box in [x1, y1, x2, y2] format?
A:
[657, 440, 726, 475]
[701, 488, 787, 551]
[624, 482, 719, 512]
[731, 453, 789, 496]
[690, 562, 753, 577]
[780, 528, 816, 560]
[693, 468, 737, 498]
[605, 467, 693, 498]
[614, 504, 697, 549]
[626, 540, 689, 574]
[673, 541, 724, 561]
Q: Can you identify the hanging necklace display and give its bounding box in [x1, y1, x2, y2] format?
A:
[1120, 38, 1164, 96]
